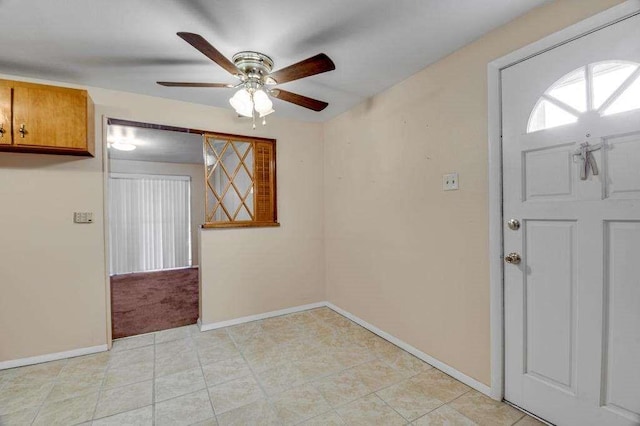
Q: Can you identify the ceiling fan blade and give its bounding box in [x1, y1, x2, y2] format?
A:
[268, 53, 335, 84]
[157, 82, 233, 88]
[271, 89, 328, 111]
[176, 32, 239, 76]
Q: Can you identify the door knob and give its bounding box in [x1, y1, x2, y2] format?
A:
[507, 219, 520, 230]
[505, 252, 521, 265]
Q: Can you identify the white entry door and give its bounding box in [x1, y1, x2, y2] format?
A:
[502, 13, 640, 426]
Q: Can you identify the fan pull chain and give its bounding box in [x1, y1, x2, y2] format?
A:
[251, 91, 257, 130]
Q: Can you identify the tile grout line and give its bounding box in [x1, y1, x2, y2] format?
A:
[29, 358, 70, 425]
[225, 322, 285, 424]
[275, 316, 337, 425]
[306, 309, 398, 424]
[152, 332, 156, 426]
[327, 309, 485, 424]
[191, 327, 220, 425]
[230, 310, 386, 424]
[306, 308, 439, 423]
[439, 389, 482, 425]
[227, 308, 418, 424]
[91, 333, 156, 423]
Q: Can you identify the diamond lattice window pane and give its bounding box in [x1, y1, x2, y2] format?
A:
[603, 74, 640, 116]
[211, 140, 227, 156]
[211, 167, 229, 195]
[547, 67, 587, 112]
[205, 145, 219, 176]
[244, 147, 254, 178]
[222, 150, 240, 176]
[592, 62, 638, 110]
[528, 99, 578, 133]
[234, 141, 251, 159]
[236, 205, 252, 221]
[223, 187, 242, 216]
[234, 166, 252, 196]
[245, 191, 254, 216]
[206, 185, 227, 221]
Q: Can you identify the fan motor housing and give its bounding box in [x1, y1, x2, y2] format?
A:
[232, 51, 274, 80]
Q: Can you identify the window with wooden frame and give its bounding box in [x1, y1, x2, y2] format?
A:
[203, 132, 278, 228]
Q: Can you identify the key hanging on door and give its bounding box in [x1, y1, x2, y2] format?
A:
[574, 142, 601, 180]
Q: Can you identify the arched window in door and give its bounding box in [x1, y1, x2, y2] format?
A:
[527, 61, 640, 133]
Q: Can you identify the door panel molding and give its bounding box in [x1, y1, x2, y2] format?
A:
[487, 0, 640, 401]
[602, 221, 640, 422]
[523, 220, 577, 394]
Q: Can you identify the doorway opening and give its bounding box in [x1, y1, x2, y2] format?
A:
[106, 119, 204, 339]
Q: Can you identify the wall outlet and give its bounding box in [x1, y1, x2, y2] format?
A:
[74, 212, 93, 224]
[442, 172, 459, 191]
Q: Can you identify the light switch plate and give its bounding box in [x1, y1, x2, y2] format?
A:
[442, 172, 459, 191]
[74, 212, 93, 224]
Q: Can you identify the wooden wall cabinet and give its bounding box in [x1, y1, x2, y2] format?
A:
[0, 80, 95, 156]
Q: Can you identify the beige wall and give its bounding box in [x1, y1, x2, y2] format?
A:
[0, 151, 107, 361]
[323, 0, 623, 386]
[109, 159, 205, 267]
[198, 119, 326, 323]
[0, 76, 325, 363]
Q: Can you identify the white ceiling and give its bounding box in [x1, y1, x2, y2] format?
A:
[108, 125, 203, 164]
[0, 0, 550, 122]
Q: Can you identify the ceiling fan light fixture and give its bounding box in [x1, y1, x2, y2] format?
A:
[253, 90, 273, 115]
[161, 33, 334, 127]
[229, 88, 253, 118]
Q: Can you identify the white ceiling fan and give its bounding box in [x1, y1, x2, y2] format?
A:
[157, 32, 336, 127]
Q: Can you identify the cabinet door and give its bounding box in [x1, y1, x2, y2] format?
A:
[0, 87, 10, 145]
[13, 86, 87, 150]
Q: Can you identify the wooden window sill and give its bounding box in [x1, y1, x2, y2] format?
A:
[201, 222, 280, 229]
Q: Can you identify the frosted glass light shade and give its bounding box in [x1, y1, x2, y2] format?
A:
[230, 89, 253, 117]
[253, 90, 273, 114]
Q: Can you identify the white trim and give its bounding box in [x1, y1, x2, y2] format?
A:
[102, 115, 113, 349]
[0, 345, 108, 370]
[325, 302, 492, 397]
[199, 300, 492, 396]
[488, 53, 504, 401]
[198, 302, 327, 331]
[487, 0, 640, 401]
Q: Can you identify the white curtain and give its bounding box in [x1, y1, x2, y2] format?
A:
[109, 173, 191, 275]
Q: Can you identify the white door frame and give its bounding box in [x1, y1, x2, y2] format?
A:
[487, 0, 640, 401]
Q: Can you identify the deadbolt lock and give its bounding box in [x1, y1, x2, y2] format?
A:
[505, 252, 521, 265]
[507, 219, 520, 230]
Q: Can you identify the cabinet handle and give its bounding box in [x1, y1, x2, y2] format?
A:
[19, 124, 26, 138]
[0, 123, 4, 137]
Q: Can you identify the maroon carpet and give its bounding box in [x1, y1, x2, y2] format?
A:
[110, 267, 199, 339]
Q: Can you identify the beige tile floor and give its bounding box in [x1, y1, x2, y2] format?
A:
[0, 307, 545, 425]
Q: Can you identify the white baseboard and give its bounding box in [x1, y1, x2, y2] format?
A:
[325, 302, 493, 398]
[2, 301, 493, 399]
[0, 344, 108, 370]
[199, 300, 493, 398]
[198, 302, 327, 331]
